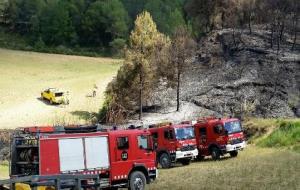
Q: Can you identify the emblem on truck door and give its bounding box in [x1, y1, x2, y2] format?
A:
[121, 151, 128, 161]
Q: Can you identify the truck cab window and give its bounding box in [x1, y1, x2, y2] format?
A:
[138, 135, 149, 149]
[164, 130, 174, 140]
[199, 127, 207, 136]
[152, 132, 158, 140]
[117, 137, 129, 149]
[213, 124, 223, 134]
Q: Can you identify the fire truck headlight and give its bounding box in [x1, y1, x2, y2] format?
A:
[176, 147, 181, 151]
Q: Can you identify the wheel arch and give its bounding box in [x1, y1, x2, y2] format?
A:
[157, 149, 169, 159]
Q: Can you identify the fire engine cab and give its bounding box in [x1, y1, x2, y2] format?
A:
[148, 123, 198, 168]
[1, 125, 157, 190]
[193, 117, 246, 160]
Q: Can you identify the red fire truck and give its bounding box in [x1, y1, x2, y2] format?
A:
[148, 123, 198, 168]
[0, 125, 157, 190]
[193, 117, 246, 160]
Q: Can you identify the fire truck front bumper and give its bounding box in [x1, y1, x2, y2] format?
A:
[175, 149, 198, 159]
[225, 141, 246, 152]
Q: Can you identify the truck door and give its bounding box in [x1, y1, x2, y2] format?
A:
[163, 128, 175, 150]
[115, 136, 130, 162]
[198, 127, 209, 154]
[136, 135, 155, 161]
[110, 135, 132, 180]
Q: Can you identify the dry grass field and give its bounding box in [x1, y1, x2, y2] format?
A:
[149, 145, 300, 190]
[0, 48, 121, 128]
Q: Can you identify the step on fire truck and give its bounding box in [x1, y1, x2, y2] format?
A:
[148, 122, 198, 168]
[193, 117, 246, 160]
[0, 125, 157, 190]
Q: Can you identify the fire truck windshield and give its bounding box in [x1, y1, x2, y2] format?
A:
[175, 126, 195, 140]
[224, 121, 242, 134]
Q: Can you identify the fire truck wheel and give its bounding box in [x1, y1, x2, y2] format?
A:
[180, 158, 191, 165]
[230, 150, 238, 157]
[211, 147, 221, 160]
[128, 171, 146, 190]
[159, 153, 171, 168]
[196, 155, 205, 161]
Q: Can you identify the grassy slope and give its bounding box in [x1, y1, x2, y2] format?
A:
[244, 118, 300, 152]
[150, 146, 299, 190]
[0, 48, 121, 128]
[256, 120, 300, 152]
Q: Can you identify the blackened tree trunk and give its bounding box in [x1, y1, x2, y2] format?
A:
[277, 21, 281, 54]
[248, 14, 252, 34]
[176, 61, 181, 111]
[270, 23, 274, 48]
[292, 16, 298, 51]
[139, 70, 143, 120]
[279, 22, 285, 41]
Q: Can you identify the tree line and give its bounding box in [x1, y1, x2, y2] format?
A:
[1, 0, 298, 54]
[1, 0, 185, 54]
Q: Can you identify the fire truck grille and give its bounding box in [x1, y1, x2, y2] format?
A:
[180, 145, 196, 152]
[231, 138, 243, 145]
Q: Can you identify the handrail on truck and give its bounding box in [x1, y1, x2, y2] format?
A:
[0, 174, 100, 190]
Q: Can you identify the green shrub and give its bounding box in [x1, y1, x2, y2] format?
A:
[0, 26, 112, 57]
[109, 38, 126, 58]
[34, 37, 46, 51]
[257, 120, 300, 148]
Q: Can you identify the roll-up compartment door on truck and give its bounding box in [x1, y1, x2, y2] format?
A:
[59, 138, 85, 172]
[57, 136, 110, 172]
[85, 137, 109, 169]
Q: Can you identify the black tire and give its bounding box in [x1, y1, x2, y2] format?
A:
[211, 147, 221, 160]
[230, 150, 238, 157]
[128, 171, 146, 190]
[180, 158, 191, 165]
[49, 99, 53, 105]
[159, 153, 171, 169]
[196, 154, 205, 161]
